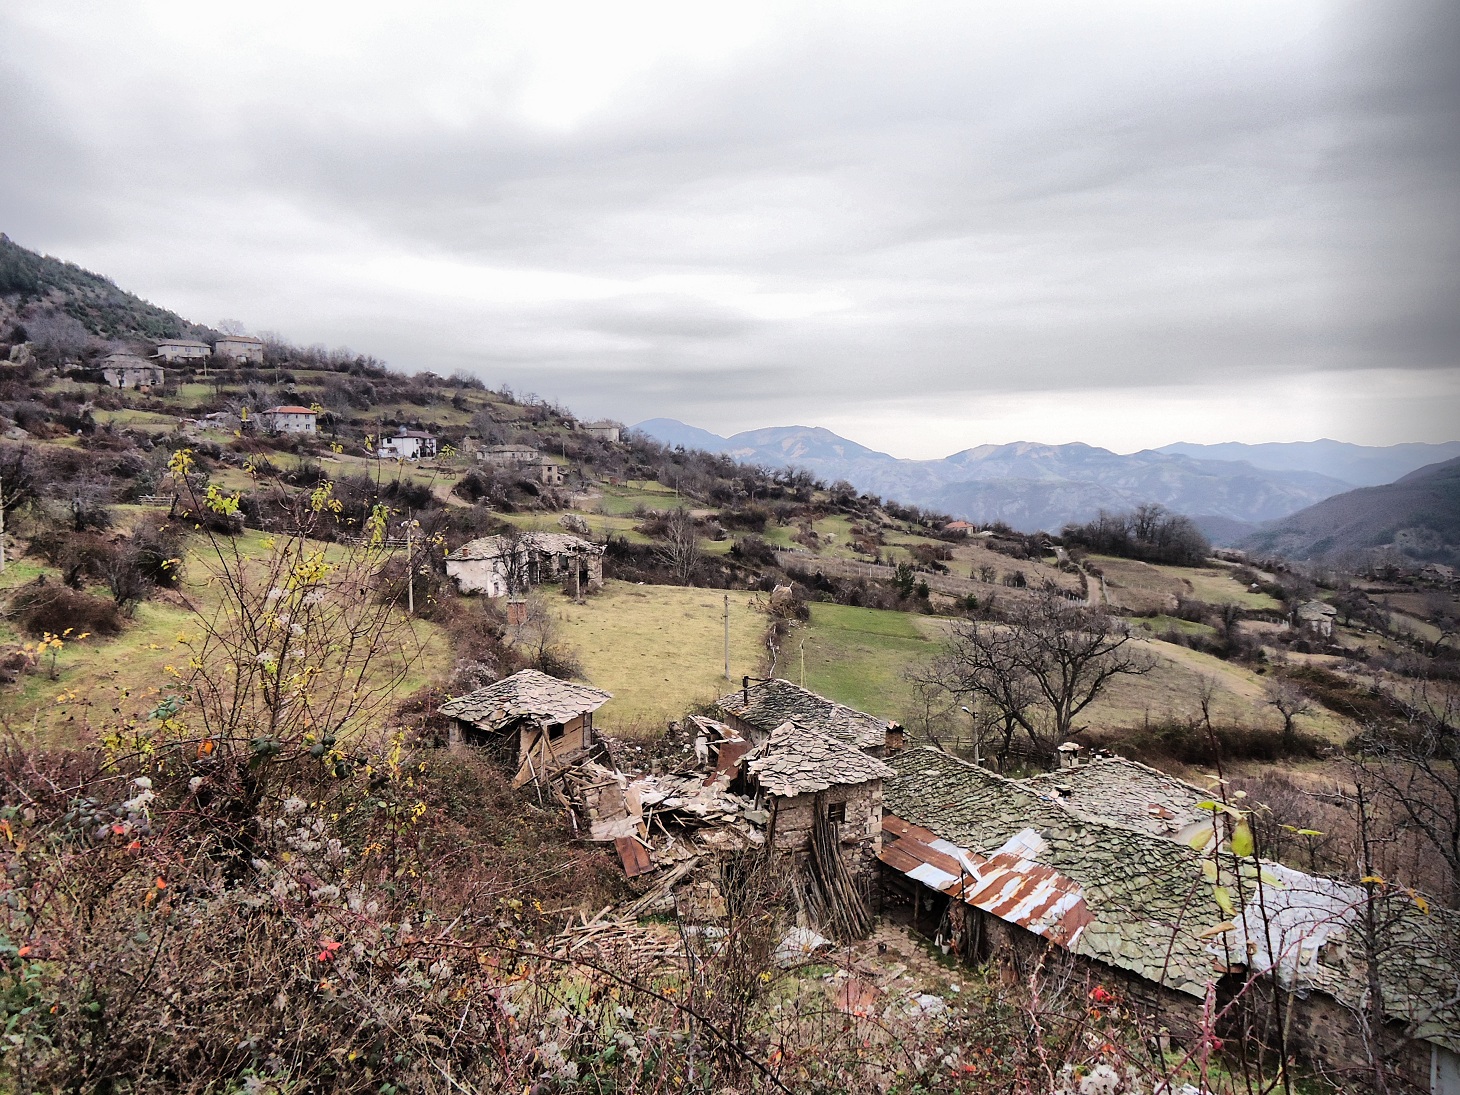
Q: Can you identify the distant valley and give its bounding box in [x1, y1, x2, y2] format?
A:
[634, 419, 1460, 537]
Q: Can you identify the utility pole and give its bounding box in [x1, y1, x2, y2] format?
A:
[401, 517, 419, 616]
[723, 593, 730, 680]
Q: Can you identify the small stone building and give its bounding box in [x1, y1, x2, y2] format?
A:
[1292, 599, 1337, 639]
[478, 444, 541, 467]
[153, 338, 210, 363]
[439, 669, 612, 787]
[445, 532, 603, 598]
[214, 335, 264, 362]
[716, 677, 902, 757]
[743, 719, 894, 885]
[101, 353, 165, 389]
[581, 421, 621, 442]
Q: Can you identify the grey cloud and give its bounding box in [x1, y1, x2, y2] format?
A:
[0, 1, 1455, 449]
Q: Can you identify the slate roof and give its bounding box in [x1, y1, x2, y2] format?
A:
[885, 747, 1217, 997]
[156, 338, 210, 348]
[1216, 862, 1460, 1052]
[745, 720, 894, 797]
[716, 679, 894, 751]
[439, 669, 612, 729]
[1023, 756, 1218, 841]
[447, 532, 602, 562]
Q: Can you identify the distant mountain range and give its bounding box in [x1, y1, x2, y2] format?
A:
[1157, 440, 1460, 489]
[1238, 456, 1460, 566]
[633, 419, 1460, 535]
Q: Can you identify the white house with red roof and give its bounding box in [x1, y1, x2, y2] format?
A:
[260, 405, 317, 434]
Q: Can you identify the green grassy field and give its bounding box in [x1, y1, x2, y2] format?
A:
[0, 530, 452, 743]
[798, 603, 949, 721]
[554, 581, 767, 734]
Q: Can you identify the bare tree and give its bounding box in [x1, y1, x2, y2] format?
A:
[658, 506, 700, 585]
[1356, 684, 1460, 907]
[928, 589, 1152, 765]
[1264, 678, 1313, 746]
[495, 525, 534, 597]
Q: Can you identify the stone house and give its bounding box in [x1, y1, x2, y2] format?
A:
[581, 421, 621, 442]
[444, 531, 603, 598]
[881, 746, 1460, 1090]
[943, 520, 976, 536]
[743, 719, 894, 886]
[1293, 599, 1338, 639]
[715, 677, 903, 757]
[153, 338, 210, 363]
[214, 334, 264, 363]
[260, 405, 317, 434]
[439, 669, 612, 787]
[378, 429, 437, 460]
[478, 444, 541, 467]
[101, 353, 165, 389]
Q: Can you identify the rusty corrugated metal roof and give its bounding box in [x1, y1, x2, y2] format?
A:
[881, 814, 1093, 947]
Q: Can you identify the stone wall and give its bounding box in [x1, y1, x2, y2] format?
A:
[770, 781, 883, 886]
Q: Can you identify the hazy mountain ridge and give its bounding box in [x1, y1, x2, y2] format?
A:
[1158, 439, 1460, 488]
[1238, 456, 1460, 566]
[632, 419, 1364, 532]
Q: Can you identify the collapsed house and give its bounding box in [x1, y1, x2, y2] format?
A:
[445, 532, 604, 598]
[439, 669, 612, 787]
[881, 746, 1460, 1091]
[715, 677, 903, 757]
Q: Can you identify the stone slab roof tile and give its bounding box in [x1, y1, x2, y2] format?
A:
[746, 720, 894, 798]
[1023, 756, 1216, 840]
[886, 747, 1215, 997]
[448, 532, 602, 562]
[716, 678, 893, 750]
[439, 668, 612, 728]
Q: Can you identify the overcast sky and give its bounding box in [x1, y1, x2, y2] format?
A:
[2, 1, 1456, 457]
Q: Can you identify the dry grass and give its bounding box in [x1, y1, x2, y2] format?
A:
[554, 581, 769, 735]
[0, 529, 452, 742]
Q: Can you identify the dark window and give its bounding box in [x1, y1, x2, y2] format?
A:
[826, 802, 846, 824]
[547, 722, 565, 741]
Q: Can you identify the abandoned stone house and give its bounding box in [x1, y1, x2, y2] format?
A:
[880, 746, 1460, 1092]
[100, 353, 165, 389]
[715, 677, 904, 758]
[153, 338, 210, 364]
[444, 532, 604, 598]
[439, 668, 612, 787]
[478, 444, 540, 466]
[580, 421, 621, 442]
[743, 719, 894, 886]
[214, 334, 264, 362]
[1292, 599, 1338, 639]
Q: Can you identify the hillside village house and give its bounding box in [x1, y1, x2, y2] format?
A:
[153, 338, 210, 364]
[439, 669, 611, 787]
[445, 532, 603, 598]
[943, 520, 976, 536]
[879, 746, 1460, 1091]
[260, 405, 317, 434]
[101, 353, 165, 390]
[214, 334, 264, 363]
[378, 429, 437, 460]
[581, 421, 621, 442]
